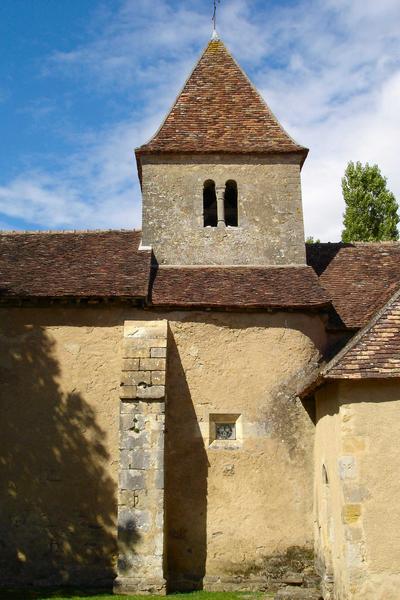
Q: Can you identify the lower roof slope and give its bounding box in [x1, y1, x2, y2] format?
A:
[0, 230, 151, 299]
[2, 232, 399, 321]
[0, 230, 329, 309]
[306, 242, 400, 329]
[150, 265, 330, 309]
[324, 288, 400, 379]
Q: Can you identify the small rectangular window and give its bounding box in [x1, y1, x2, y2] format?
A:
[209, 413, 242, 447]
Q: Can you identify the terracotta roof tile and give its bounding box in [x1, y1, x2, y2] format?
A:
[0, 230, 151, 299]
[150, 265, 330, 309]
[136, 40, 307, 158]
[307, 242, 400, 329]
[324, 288, 400, 378]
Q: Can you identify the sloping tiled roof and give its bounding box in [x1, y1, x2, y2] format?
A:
[136, 39, 307, 159]
[307, 242, 400, 329]
[2, 233, 400, 319]
[150, 265, 330, 309]
[0, 231, 151, 299]
[324, 288, 400, 378]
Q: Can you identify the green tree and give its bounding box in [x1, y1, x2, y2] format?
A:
[306, 236, 320, 244]
[341, 161, 399, 242]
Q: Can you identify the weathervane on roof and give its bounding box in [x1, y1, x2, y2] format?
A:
[212, 0, 220, 40]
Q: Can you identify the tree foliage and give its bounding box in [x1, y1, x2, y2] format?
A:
[305, 236, 321, 244]
[341, 161, 399, 242]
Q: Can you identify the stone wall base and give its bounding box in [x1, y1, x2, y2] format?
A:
[203, 576, 270, 592]
[113, 576, 166, 595]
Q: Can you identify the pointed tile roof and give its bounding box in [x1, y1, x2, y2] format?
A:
[324, 287, 400, 379]
[136, 39, 307, 159]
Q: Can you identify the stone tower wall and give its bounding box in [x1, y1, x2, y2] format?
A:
[141, 153, 306, 266]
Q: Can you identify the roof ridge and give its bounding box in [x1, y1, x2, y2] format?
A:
[156, 264, 315, 269]
[352, 241, 400, 246]
[0, 229, 142, 235]
[308, 241, 400, 246]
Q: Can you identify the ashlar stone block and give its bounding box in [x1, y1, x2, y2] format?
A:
[342, 504, 362, 525]
[119, 507, 152, 533]
[151, 370, 166, 385]
[121, 431, 150, 451]
[119, 385, 137, 399]
[120, 414, 141, 432]
[128, 337, 167, 349]
[121, 358, 140, 371]
[120, 400, 137, 414]
[124, 321, 168, 339]
[151, 347, 167, 358]
[122, 371, 151, 386]
[122, 341, 151, 359]
[147, 401, 165, 414]
[119, 470, 146, 491]
[137, 385, 165, 399]
[140, 358, 166, 371]
[129, 450, 151, 470]
[339, 456, 357, 480]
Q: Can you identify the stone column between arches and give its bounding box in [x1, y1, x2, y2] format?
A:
[114, 320, 168, 595]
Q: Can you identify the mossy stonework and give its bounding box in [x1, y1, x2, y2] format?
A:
[0, 307, 327, 592]
[141, 153, 306, 266]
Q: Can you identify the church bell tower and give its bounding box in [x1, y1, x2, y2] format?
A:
[136, 38, 308, 266]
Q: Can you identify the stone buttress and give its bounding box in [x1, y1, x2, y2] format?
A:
[114, 320, 167, 595]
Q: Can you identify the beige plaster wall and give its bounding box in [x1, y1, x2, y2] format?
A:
[165, 311, 328, 589]
[141, 153, 306, 266]
[315, 380, 400, 600]
[0, 306, 327, 589]
[0, 307, 124, 586]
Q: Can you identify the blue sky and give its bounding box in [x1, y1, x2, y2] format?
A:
[1, 0, 400, 240]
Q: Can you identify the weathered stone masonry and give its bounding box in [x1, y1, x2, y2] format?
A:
[114, 320, 168, 595]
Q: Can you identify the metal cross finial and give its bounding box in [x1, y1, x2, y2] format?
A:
[212, 0, 220, 39]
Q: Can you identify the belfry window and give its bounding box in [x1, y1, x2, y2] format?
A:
[224, 180, 238, 227]
[203, 180, 218, 227]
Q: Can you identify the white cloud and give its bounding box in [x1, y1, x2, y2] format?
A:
[296, 72, 399, 240]
[251, 0, 400, 240]
[1, 0, 400, 241]
[48, 0, 208, 101]
[0, 110, 163, 229]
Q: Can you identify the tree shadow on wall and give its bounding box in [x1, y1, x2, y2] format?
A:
[0, 322, 122, 589]
[165, 332, 209, 592]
